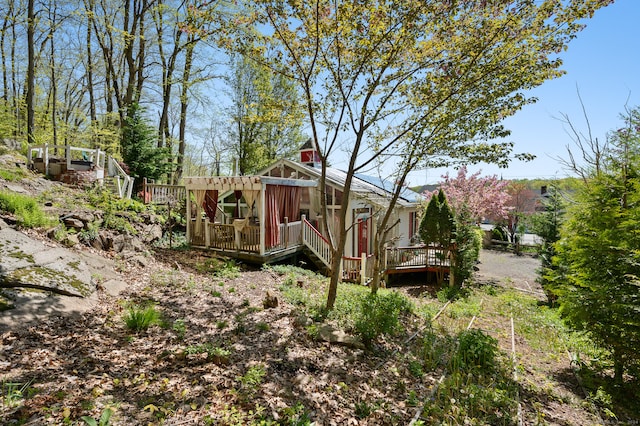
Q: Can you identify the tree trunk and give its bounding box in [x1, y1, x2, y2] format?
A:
[49, 5, 58, 150]
[86, 0, 96, 124]
[174, 37, 195, 184]
[26, 0, 35, 146]
[1, 1, 13, 107]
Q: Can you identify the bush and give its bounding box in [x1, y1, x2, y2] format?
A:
[453, 328, 499, 373]
[355, 291, 413, 347]
[0, 191, 54, 228]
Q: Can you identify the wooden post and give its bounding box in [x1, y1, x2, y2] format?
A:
[44, 144, 49, 175]
[383, 244, 388, 270]
[65, 144, 70, 173]
[259, 184, 266, 255]
[142, 177, 147, 201]
[300, 214, 306, 245]
[283, 216, 289, 247]
[205, 218, 211, 247]
[186, 190, 192, 243]
[234, 222, 241, 250]
[360, 252, 366, 286]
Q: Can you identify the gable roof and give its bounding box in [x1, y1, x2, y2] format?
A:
[259, 159, 421, 208]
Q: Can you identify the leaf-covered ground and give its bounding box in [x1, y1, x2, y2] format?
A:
[1, 247, 638, 425]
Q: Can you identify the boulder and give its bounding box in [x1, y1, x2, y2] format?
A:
[316, 324, 365, 349]
[62, 217, 85, 231]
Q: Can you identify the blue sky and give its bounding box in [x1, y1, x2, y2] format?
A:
[409, 0, 639, 185]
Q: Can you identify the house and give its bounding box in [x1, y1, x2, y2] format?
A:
[180, 142, 451, 281]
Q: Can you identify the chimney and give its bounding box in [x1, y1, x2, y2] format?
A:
[541, 185, 548, 196]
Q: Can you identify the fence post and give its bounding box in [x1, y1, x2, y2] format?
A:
[300, 214, 306, 244]
[205, 218, 211, 247]
[360, 252, 366, 286]
[44, 144, 49, 175]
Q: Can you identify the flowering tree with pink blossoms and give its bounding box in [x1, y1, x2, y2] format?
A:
[427, 166, 511, 223]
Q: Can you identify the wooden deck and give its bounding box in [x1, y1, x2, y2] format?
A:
[189, 218, 306, 264]
[188, 216, 450, 280]
[384, 245, 451, 275]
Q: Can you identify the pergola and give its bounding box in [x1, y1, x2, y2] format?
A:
[184, 175, 317, 257]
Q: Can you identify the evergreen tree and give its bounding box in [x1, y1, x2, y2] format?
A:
[121, 104, 172, 192]
[451, 204, 483, 288]
[551, 107, 640, 384]
[530, 185, 564, 304]
[420, 189, 455, 284]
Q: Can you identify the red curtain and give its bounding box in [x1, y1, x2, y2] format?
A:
[265, 185, 303, 248]
[265, 185, 280, 248]
[202, 190, 218, 221]
[285, 186, 301, 221]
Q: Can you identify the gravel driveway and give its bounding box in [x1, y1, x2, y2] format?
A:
[474, 249, 543, 297]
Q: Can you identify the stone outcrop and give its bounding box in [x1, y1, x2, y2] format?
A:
[0, 219, 96, 297]
[53, 209, 164, 256]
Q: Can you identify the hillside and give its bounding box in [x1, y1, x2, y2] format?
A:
[0, 153, 638, 425]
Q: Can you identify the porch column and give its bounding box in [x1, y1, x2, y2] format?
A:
[205, 218, 211, 247]
[360, 252, 366, 286]
[186, 189, 192, 242]
[259, 183, 266, 255]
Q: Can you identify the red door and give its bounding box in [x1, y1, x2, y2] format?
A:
[358, 217, 369, 256]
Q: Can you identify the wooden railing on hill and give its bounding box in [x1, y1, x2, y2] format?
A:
[107, 157, 134, 199]
[301, 217, 332, 267]
[142, 179, 186, 204]
[342, 253, 375, 284]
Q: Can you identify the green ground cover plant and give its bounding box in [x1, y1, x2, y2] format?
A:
[0, 191, 54, 228]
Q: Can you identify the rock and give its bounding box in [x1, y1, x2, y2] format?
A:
[60, 212, 96, 230]
[263, 291, 278, 309]
[127, 254, 149, 268]
[63, 234, 80, 247]
[90, 236, 104, 250]
[293, 313, 312, 328]
[316, 324, 365, 349]
[111, 234, 130, 253]
[62, 217, 85, 231]
[1, 139, 20, 150]
[140, 223, 163, 243]
[0, 227, 96, 297]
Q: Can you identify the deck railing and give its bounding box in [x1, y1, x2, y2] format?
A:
[107, 157, 134, 199]
[385, 245, 450, 269]
[302, 217, 332, 267]
[145, 183, 186, 204]
[207, 223, 236, 251]
[191, 218, 302, 255]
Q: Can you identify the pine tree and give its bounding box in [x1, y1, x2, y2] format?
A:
[121, 104, 172, 192]
[551, 107, 640, 384]
[530, 185, 564, 304]
[420, 189, 455, 284]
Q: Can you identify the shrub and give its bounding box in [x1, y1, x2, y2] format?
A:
[355, 291, 413, 347]
[453, 328, 499, 373]
[124, 305, 161, 332]
[0, 191, 54, 228]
